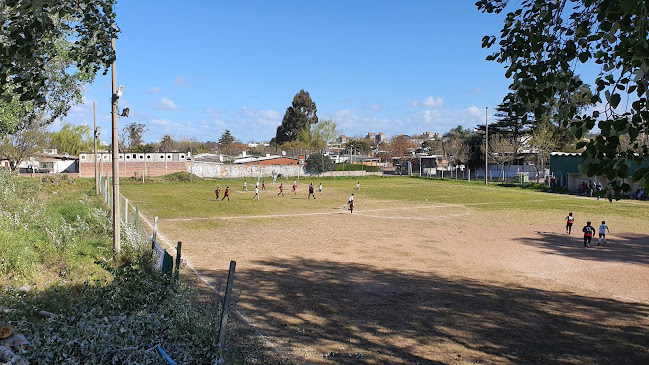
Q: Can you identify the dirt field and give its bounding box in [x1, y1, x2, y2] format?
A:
[130, 179, 649, 364]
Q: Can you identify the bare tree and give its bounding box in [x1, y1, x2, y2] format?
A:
[386, 135, 414, 158]
[528, 122, 558, 183]
[483, 135, 517, 181]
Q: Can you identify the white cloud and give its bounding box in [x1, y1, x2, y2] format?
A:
[173, 76, 189, 87]
[150, 118, 181, 127]
[153, 97, 182, 111]
[146, 87, 162, 94]
[236, 107, 281, 126]
[466, 106, 483, 117]
[411, 96, 444, 108]
[363, 104, 384, 112]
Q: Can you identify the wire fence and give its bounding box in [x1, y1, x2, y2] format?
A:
[99, 176, 153, 239]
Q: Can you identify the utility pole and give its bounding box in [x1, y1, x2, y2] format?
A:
[94, 102, 99, 195]
[111, 34, 120, 255]
[485, 107, 488, 185]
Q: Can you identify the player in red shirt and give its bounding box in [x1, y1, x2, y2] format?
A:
[277, 183, 284, 196]
[222, 186, 230, 201]
[215, 187, 221, 200]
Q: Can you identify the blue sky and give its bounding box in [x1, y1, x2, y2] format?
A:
[62, 1, 511, 144]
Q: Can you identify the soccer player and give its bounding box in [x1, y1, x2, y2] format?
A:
[253, 187, 260, 200]
[355, 181, 360, 190]
[565, 212, 575, 234]
[215, 187, 220, 200]
[243, 180, 248, 191]
[222, 186, 230, 201]
[582, 221, 594, 248]
[278, 183, 284, 196]
[318, 182, 323, 195]
[598, 221, 609, 245]
[292, 180, 297, 194]
[262, 180, 266, 190]
[308, 182, 316, 199]
[348, 193, 355, 213]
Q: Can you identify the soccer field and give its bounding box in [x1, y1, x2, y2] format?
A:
[121, 176, 649, 364]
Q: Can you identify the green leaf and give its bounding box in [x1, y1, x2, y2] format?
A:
[610, 93, 621, 109]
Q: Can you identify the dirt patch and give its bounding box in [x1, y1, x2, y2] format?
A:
[161, 201, 649, 364]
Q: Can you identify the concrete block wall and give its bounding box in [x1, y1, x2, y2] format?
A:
[79, 161, 188, 178]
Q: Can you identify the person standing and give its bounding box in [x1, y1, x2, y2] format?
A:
[318, 182, 323, 195]
[308, 182, 316, 199]
[252, 187, 260, 200]
[598, 221, 609, 245]
[582, 221, 594, 248]
[348, 193, 355, 213]
[215, 187, 221, 200]
[278, 183, 284, 196]
[292, 180, 297, 194]
[255, 180, 260, 190]
[565, 212, 575, 234]
[262, 180, 266, 190]
[222, 186, 230, 201]
[243, 180, 248, 191]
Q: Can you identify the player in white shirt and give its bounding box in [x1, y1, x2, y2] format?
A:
[252, 187, 260, 200]
[598, 221, 609, 245]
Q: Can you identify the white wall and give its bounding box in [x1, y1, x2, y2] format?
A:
[190, 162, 305, 179]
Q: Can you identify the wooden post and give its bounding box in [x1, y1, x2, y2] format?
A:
[174, 241, 182, 282]
[218, 261, 236, 348]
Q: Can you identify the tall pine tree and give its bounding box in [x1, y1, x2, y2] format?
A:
[274, 90, 318, 145]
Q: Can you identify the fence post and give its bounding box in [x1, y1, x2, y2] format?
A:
[124, 197, 129, 225]
[152, 216, 158, 250]
[218, 261, 236, 349]
[174, 241, 182, 282]
[135, 206, 139, 233]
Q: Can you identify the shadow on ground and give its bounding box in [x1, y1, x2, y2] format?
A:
[204, 258, 649, 364]
[523, 231, 649, 265]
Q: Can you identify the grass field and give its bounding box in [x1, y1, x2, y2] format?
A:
[121, 176, 649, 364]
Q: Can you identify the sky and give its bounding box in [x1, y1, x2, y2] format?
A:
[61, 1, 512, 145]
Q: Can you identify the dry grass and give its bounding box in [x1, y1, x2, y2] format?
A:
[125, 178, 649, 364]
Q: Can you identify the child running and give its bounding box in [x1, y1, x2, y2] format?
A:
[565, 212, 575, 234]
[252, 187, 260, 200]
[582, 221, 594, 248]
[215, 187, 220, 200]
[278, 183, 284, 196]
[243, 180, 248, 191]
[308, 182, 316, 199]
[318, 182, 323, 195]
[598, 221, 609, 245]
[222, 186, 230, 201]
[355, 181, 360, 190]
